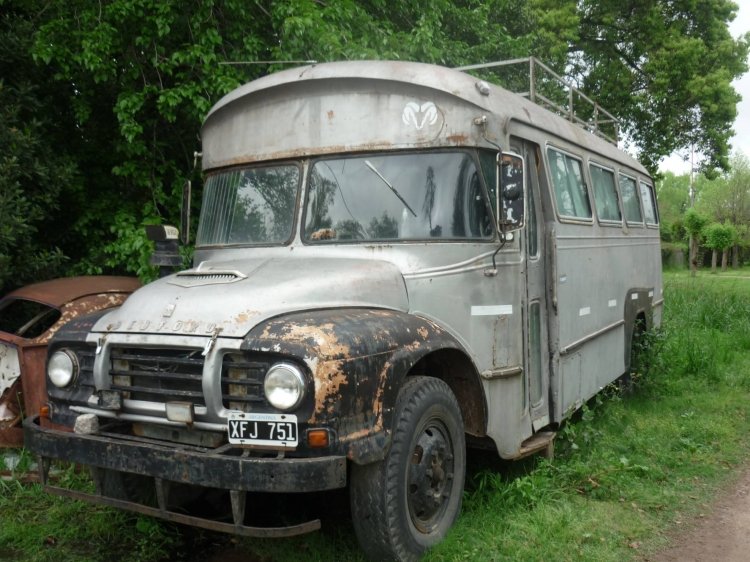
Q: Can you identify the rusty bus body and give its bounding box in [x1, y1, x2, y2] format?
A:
[25, 61, 662, 561]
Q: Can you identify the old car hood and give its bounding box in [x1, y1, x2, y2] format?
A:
[92, 257, 409, 338]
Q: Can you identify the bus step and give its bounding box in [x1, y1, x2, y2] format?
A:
[518, 431, 556, 460]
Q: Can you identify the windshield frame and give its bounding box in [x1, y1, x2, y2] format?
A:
[195, 160, 303, 249]
[301, 149, 497, 246]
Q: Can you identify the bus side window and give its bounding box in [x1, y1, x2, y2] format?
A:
[639, 181, 658, 225]
[618, 173, 643, 224]
[589, 163, 622, 223]
[547, 147, 591, 219]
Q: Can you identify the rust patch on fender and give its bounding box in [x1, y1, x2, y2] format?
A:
[313, 359, 350, 417]
[260, 322, 352, 360]
[244, 308, 475, 461]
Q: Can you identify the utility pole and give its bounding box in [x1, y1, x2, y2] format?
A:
[689, 145, 697, 277]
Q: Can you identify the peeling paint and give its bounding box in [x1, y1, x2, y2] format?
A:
[233, 309, 261, 325]
[243, 307, 475, 462]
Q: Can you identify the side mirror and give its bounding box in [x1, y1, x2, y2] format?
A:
[145, 225, 181, 278]
[181, 180, 191, 246]
[496, 153, 525, 232]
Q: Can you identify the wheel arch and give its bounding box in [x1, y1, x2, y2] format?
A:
[242, 307, 487, 464]
[402, 348, 487, 439]
[624, 288, 652, 371]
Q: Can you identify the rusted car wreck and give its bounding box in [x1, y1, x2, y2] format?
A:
[25, 60, 661, 561]
[0, 277, 139, 446]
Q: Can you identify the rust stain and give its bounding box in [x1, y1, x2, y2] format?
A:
[371, 360, 391, 420]
[209, 140, 399, 169]
[446, 133, 469, 144]
[233, 309, 260, 325]
[312, 359, 349, 418]
[326, 110, 334, 120]
[2, 276, 140, 308]
[417, 326, 429, 340]
[275, 323, 352, 360]
[339, 424, 381, 443]
[43, 293, 130, 344]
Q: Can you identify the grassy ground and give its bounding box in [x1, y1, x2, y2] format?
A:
[3, 269, 750, 561]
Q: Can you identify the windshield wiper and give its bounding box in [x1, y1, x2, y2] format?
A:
[364, 160, 417, 217]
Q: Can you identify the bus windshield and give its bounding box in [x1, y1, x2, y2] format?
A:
[304, 151, 493, 242]
[196, 164, 300, 246]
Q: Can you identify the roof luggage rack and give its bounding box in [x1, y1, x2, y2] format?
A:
[456, 57, 620, 146]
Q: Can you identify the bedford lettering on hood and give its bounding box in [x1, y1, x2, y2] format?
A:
[92, 257, 409, 338]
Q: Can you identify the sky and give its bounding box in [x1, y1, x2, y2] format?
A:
[659, 4, 750, 175]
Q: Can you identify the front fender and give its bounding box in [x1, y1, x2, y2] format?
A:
[242, 308, 473, 463]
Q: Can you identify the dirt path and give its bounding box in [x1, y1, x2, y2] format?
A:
[648, 469, 750, 561]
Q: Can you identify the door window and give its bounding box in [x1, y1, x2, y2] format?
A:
[590, 164, 622, 223]
[547, 148, 592, 219]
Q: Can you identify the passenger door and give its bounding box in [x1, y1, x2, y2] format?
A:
[517, 140, 550, 430]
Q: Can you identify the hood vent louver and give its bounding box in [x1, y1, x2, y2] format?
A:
[167, 270, 247, 288]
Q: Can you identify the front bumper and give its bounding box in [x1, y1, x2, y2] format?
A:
[24, 415, 347, 537]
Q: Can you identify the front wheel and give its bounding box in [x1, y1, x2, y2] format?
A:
[350, 376, 466, 562]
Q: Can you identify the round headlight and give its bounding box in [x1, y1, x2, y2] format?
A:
[48, 349, 79, 388]
[264, 362, 306, 411]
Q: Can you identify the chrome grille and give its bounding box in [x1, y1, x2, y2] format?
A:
[221, 355, 271, 412]
[78, 348, 97, 392]
[109, 347, 205, 407]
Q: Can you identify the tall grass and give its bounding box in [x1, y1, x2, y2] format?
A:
[426, 274, 750, 561]
[3, 273, 750, 561]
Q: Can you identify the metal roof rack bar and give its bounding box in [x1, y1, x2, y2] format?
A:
[456, 57, 620, 145]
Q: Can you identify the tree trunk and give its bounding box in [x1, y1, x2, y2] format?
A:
[690, 235, 698, 276]
[722, 249, 729, 271]
[711, 249, 718, 272]
[733, 244, 740, 268]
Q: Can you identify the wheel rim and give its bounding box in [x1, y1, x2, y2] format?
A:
[407, 417, 455, 534]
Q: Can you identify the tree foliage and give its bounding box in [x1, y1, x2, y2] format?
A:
[0, 9, 78, 290]
[0, 0, 747, 290]
[571, 0, 749, 174]
[684, 208, 710, 239]
[656, 172, 690, 242]
[703, 222, 736, 251]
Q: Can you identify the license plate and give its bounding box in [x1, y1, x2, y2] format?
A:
[227, 412, 298, 448]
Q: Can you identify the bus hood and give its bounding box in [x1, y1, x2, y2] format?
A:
[92, 257, 409, 338]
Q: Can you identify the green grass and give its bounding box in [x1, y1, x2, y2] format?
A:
[3, 270, 750, 561]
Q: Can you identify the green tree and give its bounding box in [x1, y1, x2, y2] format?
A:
[656, 172, 690, 239]
[696, 153, 750, 267]
[571, 0, 749, 174]
[703, 222, 736, 272]
[684, 208, 710, 276]
[0, 8, 81, 293]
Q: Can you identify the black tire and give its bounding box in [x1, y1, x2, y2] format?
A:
[350, 376, 466, 562]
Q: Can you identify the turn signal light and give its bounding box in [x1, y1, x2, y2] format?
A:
[307, 429, 330, 448]
[40, 406, 50, 418]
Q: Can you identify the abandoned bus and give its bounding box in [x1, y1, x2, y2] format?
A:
[25, 60, 662, 561]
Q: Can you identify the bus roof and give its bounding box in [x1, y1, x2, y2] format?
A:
[201, 60, 647, 176]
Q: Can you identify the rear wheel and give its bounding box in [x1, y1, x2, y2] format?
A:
[620, 317, 647, 393]
[350, 376, 466, 562]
